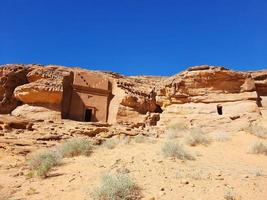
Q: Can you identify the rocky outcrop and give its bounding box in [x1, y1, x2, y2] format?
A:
[14, 78, 63, 105]
[1, 64, 267, 127]
[156, 65, 258, 107]
[117, 76, 164, 114]
[26, 65, 70, 82]
[0, 65, 30, 113]
[0, 115, 34, 130]
[251, 70, 267, 96]
[11, 104, 61, 121]
[0, 64, 70, 115]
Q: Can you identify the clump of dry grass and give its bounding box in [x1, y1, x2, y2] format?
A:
[224, 189, 240, 200]
[60, 138, 93, 157]
[165, 122, 187, 139]
[185, 128, 211, 146]
[249, 141, 267, 155]
[134, 134, 147, 143]
[27, 148, 62, 178]
[27, 138, 93, 178]
[162, 141, 195, 160]
[120, 135, 131, 145]
[91, 173, 141, 200]
[247, 125, 267, 139]
[213, 132, 230, 142]
[103, 138, 120, 149]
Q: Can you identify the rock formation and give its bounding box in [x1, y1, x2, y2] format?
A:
[0, 64, 30, 113]
[0, 64, 267, 130]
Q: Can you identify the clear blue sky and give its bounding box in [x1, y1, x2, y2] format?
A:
[0, 0, 267, 75]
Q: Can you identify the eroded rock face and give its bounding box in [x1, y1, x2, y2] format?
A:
[0, 65, 30, 113]
[14, 78, 63, 105]
[0, 64, 70, 115]
[251, 70, 267, 96]
[156, 65, 257, 107]
[26, 65, 70, 82]
[1, 64, 267, 127]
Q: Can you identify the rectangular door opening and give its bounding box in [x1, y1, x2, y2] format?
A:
[84, 109, 93, 122]
[217, 105, 223, 115]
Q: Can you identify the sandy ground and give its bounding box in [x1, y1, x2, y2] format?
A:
[0, 132, 267, 200]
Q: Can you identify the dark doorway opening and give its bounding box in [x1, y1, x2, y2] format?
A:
[84, 109, 93, 122]
[217, 105, 223, 115]
[155, 104, 163, 113]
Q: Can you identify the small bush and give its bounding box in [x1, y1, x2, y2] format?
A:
[213, 132, 230, 142]
[249, 141, 267, 155]
[247, 125, 267, 139]
[167, 122, 187, 130]
[134, 135, 146, 143]
[251, 168, 264, 177]
[103, 138, 119, 149]
[60, 138, 93, 157]
[165, 122, 187, 139]
[224, 189, 239, 200]
[185, 128, 211, 146]
[162, 141, 195, 160]
[165, 129, 179, 139]
[27, 149, 61, 177]
[120, 136, 131, 145]
[92, 173, 141, 200]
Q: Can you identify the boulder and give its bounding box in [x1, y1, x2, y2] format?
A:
[0, 115, 34, 130]
[14, 79, 63, 105]
[11, 104, 61, 121]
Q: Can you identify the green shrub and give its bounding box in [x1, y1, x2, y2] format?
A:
[162, 141, 195, 160]
[249, 141, 267, 155]
[92, 173, 141, 200]
[27, 149, 61, 177]
[60, 138, 93, 157]
[185, 128, 211, 146]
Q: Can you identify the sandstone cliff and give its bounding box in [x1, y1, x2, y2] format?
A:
[1, 64, 267, 127]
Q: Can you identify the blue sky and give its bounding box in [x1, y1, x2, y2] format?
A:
[0, 0, 267, 75]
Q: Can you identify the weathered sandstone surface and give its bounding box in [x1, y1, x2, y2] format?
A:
[0, 64, 267, 130]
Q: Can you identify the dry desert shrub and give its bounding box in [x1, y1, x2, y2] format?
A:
[249, 141, 267, 155]
[120, 135, 131, 145]
[27, 148, 62, 177]
[213, 132, 230, 142]
[134, 134, 147, 143]
[103, 138, 120, 149]
[185, 128, 211, 146]
[247, 125, 267, 139]
[27, 138, 93, 178]
[60, 138, 93, 157]
[165, 122, 187, 139]
[250, 168, 264, 177]
[162, 141, 195, 160]
[92, 173, 141, 200]
[224, 189, 241, 200]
